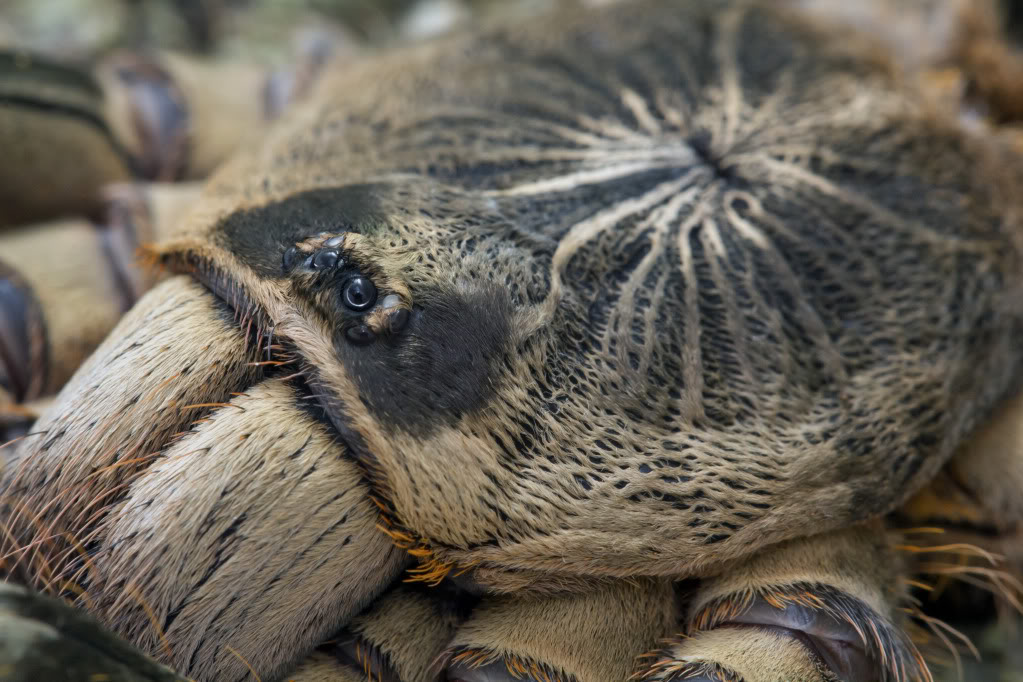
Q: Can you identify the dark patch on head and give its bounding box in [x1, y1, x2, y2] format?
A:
[336, 283, 512, 435]
[216, 185, 391, 278]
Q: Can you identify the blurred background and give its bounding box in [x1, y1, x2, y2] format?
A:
[0, 0, 600, 65]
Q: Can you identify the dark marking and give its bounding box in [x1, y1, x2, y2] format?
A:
[312, 248, 339, 270]
[102, 52, 192, 179]
[0, 260, 48, 402]
[282, 246, 299, 271]
[96, 199, 147, 313]
[0, 94, 131, 168]
[0, 51, 134, 171]
[388, 307, 409, 332]
[344, 324, 376, 345]
[216, 185, 391, 279]
[686, 128, 738, 182]
[0, 50, 103, 95]
[336, 284, 511, 435]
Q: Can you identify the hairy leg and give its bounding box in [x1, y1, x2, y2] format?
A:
[944, 390, 1023, 527]
[290, 576, 680, 682]
[1, 278, 407, 681]
[897, 389, 1023, 626]
[315, 583, 469, 682]
[441, 578, 678, 682]
[638, 522, 924, 682]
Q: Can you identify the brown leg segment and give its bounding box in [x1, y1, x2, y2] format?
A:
[1, 279, 409, 681]
[943, 390, 1023, 527]
[0, 259, 47, 405]
[0, 183, 202, 403]
[638, 522, 926, 682]
[896, 389, 1023, 633]
[1, 276, 264, 588]
[317, 583, 470, 682]
[0, 218, 136, 399]
[287, 653, 365, 682]
[87, 377, 407, 681]
[0, 51, 132, 228]
[96, 38, 344, 182]
[443, 578, 679, 682]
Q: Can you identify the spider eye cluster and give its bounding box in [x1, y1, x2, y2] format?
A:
[282, 240, 409, 346]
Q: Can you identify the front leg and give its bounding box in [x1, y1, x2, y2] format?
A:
[638, 521, 925, 682]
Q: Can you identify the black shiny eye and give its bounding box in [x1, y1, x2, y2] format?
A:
[345, 324, 376, 345]
[282, 246, 298, 271]
[342, 276, 377, 311]
[388, 307, 409, 332]
[312, 249, 339, 270]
